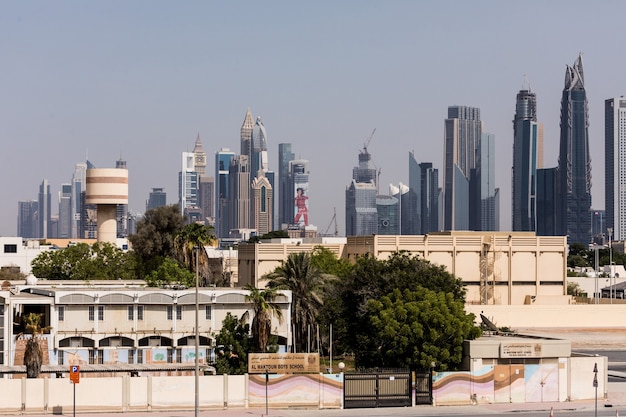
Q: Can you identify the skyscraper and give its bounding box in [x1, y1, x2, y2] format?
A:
[290, 160, 310, 226]
[178, 152, 198, 216]
[17, 200, 38, 238]
[215, 148, 235, 239]
[251, 173, 273, 236]
[443, 106, 482, 231]
[605, 97, 626, 240]
[193, 134, 207, 177]
[71, 162, 87, 238]
[278, 143, 295, 227]
[228, 155, 251, 232]
[419, 162, 440, 234]
[116, 158, 129, 237]
[251, 117, 269, 179]
[147, 188, 167, 210]
[407, 152, 421, 235]
[241, 108, 254, 158]
[476, 133, 498, 231]
[557, 54, 592, 245]
[198, 176, 215, 224]
[38, 179, 51, 239]
[346, 143, 378, 236]
[58, 183, 72, 238]
[512, 88, 538, 232]
[376, 194, 399, 235]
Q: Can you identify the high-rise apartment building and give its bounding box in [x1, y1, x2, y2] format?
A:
[605, 97, 626, 240]
[17, 200, 38, 238]
[198, 176, 215, 224]
[474, 133, 498, 231]
[147, 188, 167, 210]
[557, 54, 592, 245]
[289, 160, 310, 227]
[512, 89, 539, 232]
[251, 173, 273, 236]
[229, 155, 251, 232]
[241, 108, 254, 159]
[376, 194, 399, 235]
[38, 179, 51, 239]
[278, 143, 295, 227]
[346, 144, 378, 236]
[178, 152, 198, 216]
[419, 161, 440, 234]
[407, 153, 421, 235]
[215, 149, 235, 239]
[58, 184, 72, 238]
[443, 106, 482, 231]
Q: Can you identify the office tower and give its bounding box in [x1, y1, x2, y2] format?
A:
[198, 176, 215, 224]
[193, 134, 207, 177]
[353, 145, 377, 185]
[215, 149, 235, 239]
[228, 155, 251, 231]
[392, 183, 410, 235]
[251, 173, 273, 236]
[512, 89, 538, 231]
[147, 188, 167, 211]
[251, 117, 269, 179]
[556, 54, 592, 245]
[443, 106, 482, 231]
[345, 180, 377, 236]
[474, 133, 497, 231]
[38, 179, 51, 239]
[590, 210, 606, 243]
[17, 200, 38, 238]
[419, 162, 440, 234]
[71, 162, 87, 238]
[178, 152, 198, 216]
[115, 158, 129, 237]
[377, 194, 399, 235]
[605, 97, 626, 240]
[536, 168, 558, 236]
[407, 153, 421, 235]
[287, 160, 310, 227]
[241, 108, 254, 158]
[58, 183, 72, 238]
[278, 143, 295, 226]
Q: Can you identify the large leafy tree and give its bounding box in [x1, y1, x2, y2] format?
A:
[245, 284, 283, 353]
[367, 287, 480, 371]
[266, 251, 332, 353]
[214, 313, 250, 375]
[337, 251, 478, 369]
[31, 242, 135, 280]
[129, 205, 185, 276]
[145, 257, 194, 288]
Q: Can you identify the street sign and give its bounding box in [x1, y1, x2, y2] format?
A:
[69, 365, 80, 384]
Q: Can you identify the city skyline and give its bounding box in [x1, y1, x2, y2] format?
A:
[2, 1, 626, 237]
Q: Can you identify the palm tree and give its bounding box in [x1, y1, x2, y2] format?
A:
[244, 284, 284, 352]
[23, 313, 51, 378]
[174, 223, 218, 285]
[265, 252, 332, 353]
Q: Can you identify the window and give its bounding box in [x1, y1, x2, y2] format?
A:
[167, 305, 173, 320]
[88, 306, 95, 321]
[137, 305, 144, 320]
[128, 306, 134, 320]
[129, 349, 135, 364]
[58, 306, 65, 321]
[205, 305, 212, 320]
[98, 306, 104, 321]
[176, 348, 182, 363]
[58, 351, 64, 365]
[3, 244, 17, 253]
[176, 305, 182, 320]
[137, 349, 143, 364]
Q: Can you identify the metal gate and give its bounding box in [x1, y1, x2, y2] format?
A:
[414, 370, 433, 405]
[343, 368, 411, 409]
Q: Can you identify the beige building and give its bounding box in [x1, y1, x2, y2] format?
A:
[238, 232, 567, 305]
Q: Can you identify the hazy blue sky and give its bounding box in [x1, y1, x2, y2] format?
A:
[1, 1, 624, 237]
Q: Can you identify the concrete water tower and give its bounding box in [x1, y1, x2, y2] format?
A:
[85, 167, 128, 244]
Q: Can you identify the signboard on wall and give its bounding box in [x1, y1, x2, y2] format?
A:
[248, 353, 319, 374]
[500, 342, 542, 358]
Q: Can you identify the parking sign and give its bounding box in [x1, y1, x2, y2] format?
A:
[69, 365, 80, 383]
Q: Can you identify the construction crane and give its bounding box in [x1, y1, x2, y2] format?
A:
[362, 128, 376, 154]
[323, 208, 339, 237]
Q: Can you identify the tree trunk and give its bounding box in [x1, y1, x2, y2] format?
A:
[24, 336, 43, 378]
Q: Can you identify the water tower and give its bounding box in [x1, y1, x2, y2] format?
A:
[85, 167, 128, 244]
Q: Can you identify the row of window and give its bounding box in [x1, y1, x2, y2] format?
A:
[58, 305, 212, 321]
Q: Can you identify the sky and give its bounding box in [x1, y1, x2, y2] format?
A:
[1, 1, 625, 237]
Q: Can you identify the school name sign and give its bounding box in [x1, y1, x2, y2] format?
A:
[248, 353, 320, 374]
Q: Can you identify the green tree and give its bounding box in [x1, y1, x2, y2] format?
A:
[337, 251, 477, 369]
[367, 287, 480, 371]
[22, 313, 51, 378]
[214, 313, 250, 375]
[145, 257, 194, 288]
[266, 252, 332, 352]
[129, 205, 185, 276]
[245, 284, 284, 352]
[31, 243, 135, 280]
[310, 246, 353, 278]
[174, 223, 217, 283]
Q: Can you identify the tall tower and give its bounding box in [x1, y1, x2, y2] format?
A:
[605, 97, 626, 240]
[147, 188, 167, 210]
[215, 149, 235, 239]
[38, 179, 51, 239]
[419, 162, 440, 234]
[476, 133, 497, 231]
[407, 152, 421, 235]
[512, 88, 538, 231]
[557, 53, 592, 245]
[17, 200, 38, 238]
[86, 166, 129, 244]
[115, 157, 129, 237]
[178, 152, 198, 216]
[251, 173, 273, 236]
[443, 106, 482, 231]
[241, 108, 254, 158]
[290, 160, 310, 226]
[71, 162, 87, 238]
[346, 143, 378, 236]
[251, 117, 268, 179]
[278, 143, 295, 226]
[229, 155, 251, 231]
[193, 133, 207, 177]
[58, 184, 72, 238]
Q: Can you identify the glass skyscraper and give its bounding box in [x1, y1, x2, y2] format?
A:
[512, 89, 538, 232]
[605, 98, 626, 241]
[557, 54, 592, 245]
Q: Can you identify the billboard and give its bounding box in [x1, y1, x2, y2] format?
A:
[293, 181, 309, 226]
